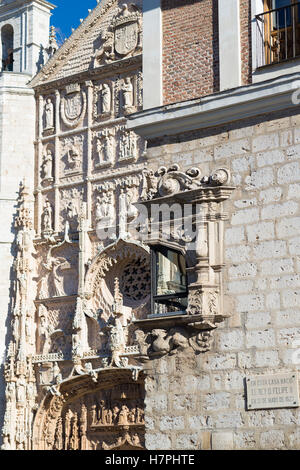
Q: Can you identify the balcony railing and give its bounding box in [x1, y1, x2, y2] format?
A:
[255, 2, 300, 67]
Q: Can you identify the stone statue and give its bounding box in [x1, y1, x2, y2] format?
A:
[44, 98, 54, 130]
[42, 200, 53, 232]
[42, 149, 53, 181]
[101, 83, 111, 114]
[122, 77, 133, 111]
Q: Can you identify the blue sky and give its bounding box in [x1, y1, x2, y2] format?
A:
[50, 0, 99, 42]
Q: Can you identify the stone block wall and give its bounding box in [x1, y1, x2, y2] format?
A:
[144, 107, 300, 450]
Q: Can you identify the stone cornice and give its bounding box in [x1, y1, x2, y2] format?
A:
[31, 55, 142, 93]
[127, 72, 300, 138]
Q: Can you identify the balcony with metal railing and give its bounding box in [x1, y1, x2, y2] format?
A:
[255, 1, 300, 68]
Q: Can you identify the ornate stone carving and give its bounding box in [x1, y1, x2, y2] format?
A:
[119, 129, 138, 162]
[94, 129, 115, 168]
[121, 77, 134, 113]
[60, 84, 87, 128]
[44, 98, 54, 133]
[96, 82, 113, 119]
[61, 135, 83, 174]
[33, 380, 145, 451]
[42, 199, 54, 235]
[140, 164, 232, 200]
[60, 187, 84, 233]
[94, 4, 142, 67]
[95, 182, 116, 235]
[41, 148, 54, 184]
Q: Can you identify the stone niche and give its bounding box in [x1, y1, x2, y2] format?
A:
[133, 164, 235, 358]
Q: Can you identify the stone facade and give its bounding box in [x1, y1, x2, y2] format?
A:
[138, 108, 300, 450]
[1, 0, 300, 452]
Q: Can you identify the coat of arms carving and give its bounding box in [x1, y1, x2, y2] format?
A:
[60, 84, 87, 128]
[94, 4, 142, 67]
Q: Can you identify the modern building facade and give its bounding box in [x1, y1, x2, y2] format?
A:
[1, 0, 300, 450]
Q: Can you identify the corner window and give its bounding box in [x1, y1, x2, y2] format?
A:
[150, 245, 188, 316]
[256, 0, 300, 66]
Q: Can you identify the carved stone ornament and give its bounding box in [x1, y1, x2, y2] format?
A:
[140, 164, 232, 201]
[94, 3, 142, 66]
[94, 82, 113, 120]
[41, 148, 54, 185]
[32, 375, 145, 450]
[43, 98, 54, 134]
[62, 135, 83, 174]
[60, 84, 87, 128]
[94, 129, 115, 168]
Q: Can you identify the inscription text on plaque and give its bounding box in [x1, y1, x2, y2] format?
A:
[246, 372, 299, 410]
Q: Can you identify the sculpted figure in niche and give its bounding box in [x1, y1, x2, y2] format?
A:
[120, 131, 137, 161]
[118, 405, 129, 425]
[41, 149, 53, 181]
[42, 255, 66, 298]
[42, 200, 53, 232]
[44, 98, 54, 130]
[66, 145, 81, 171]
[100, 83, 111, 114]
[122, 77, 133, 111]
[96, 131, 114, 167]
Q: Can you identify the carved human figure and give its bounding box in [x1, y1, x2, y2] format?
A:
[101, 83, 111, 114]
[120, 131, 137, 161]
[95, 190, 115, 227]
[67, 145, 81, 171]
[42, 149, 53, 180]
[42, 256, 66, 298]
[106, 408, 113, 425]
[96, 132, 114, 166]
[42, 200, 53, 232]
[44, 98, 54, 130]
[118, 405, 129, 425]
[122, 77, 133, 110]
[16, 375, 26, 405]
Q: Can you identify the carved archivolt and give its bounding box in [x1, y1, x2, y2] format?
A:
[32, 371, 145, 451]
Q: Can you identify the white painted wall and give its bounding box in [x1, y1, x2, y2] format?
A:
[142, 0, 163, 109]
[218, 0, 241, 91]
[0, 71, 35, 444]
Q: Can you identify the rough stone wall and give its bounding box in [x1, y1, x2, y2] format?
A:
[162, 0, 219, 105]
[144, 108, 300, 450]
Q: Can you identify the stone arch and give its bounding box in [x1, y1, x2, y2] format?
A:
[32, 368, 145, 450]
[1, 24, 14, 71]
[85, 238, 151, 315]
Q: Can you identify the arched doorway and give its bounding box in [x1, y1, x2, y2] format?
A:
[32, 369, 145, 450]
[1, 24, 14, 71]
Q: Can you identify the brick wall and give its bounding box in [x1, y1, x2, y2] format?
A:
[240, 0, 252, 85]
[144, 108, 300, 449]
[162, 0, 219, 105]
[162, 0, 253, 104]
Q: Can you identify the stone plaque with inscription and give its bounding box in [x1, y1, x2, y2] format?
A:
[246, 372, 299, 410]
